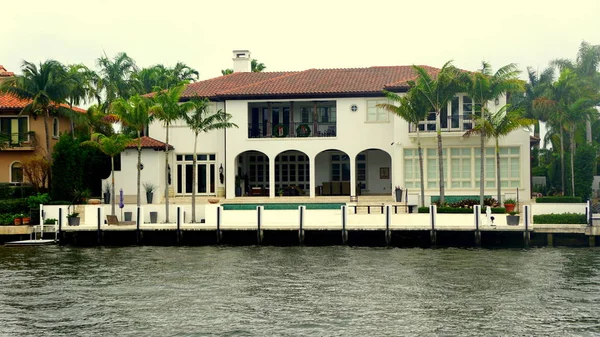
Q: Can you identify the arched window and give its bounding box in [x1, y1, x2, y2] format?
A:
[10, 162, 23, 183]
[52, 117, 59, 138]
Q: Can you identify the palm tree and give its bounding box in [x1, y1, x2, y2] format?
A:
[169, 62, 199, 84]
[184, 98, 237, 222]
[378, 89, 429, 207]
[66, 64, 96, 136]
[96, 52, 140, 112]
[81, 133, 131, 215]
[461, 62, 524, 205]
[0, 60, 72, 191]
[137, 65, 169, 94]
[410, 62, 461, 206]
[464, 105, 535, 202]
[149, 85, 192, 223]
[251, 59, 266, 72]
[221, 69, 234, 76]
[110, 95, 152, 207]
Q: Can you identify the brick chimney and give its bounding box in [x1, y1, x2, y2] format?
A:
[232, 50, 251, 73]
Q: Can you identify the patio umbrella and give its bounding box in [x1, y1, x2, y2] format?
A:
[119, 189, 124, 219]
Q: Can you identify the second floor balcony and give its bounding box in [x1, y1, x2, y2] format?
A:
[0, 131, 36, 150]
[248, 122, 337, 139]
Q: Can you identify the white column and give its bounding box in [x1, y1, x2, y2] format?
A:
[269, 156, 275, 198]
[309, 154, 316, 198]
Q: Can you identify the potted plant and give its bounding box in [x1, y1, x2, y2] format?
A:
[67, 212, 80, 226]
[394, 186, 403, 202]
[44, 218, 58, 225]
[506, 211, 520, 226]
[143, 182, 158, 204]
[504, 198, 517, 213]
[235, 176, 242, 197]
[103, 182, 111, 205]
[278, 188, 284, 197]
[13, 213, 30, 225]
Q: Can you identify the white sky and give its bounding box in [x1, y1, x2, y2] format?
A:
[2, 0, 599, 83]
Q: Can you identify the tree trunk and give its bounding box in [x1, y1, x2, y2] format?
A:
[417, 133, 425, 208]
[586, 119, 592, 144]
[43, 110, 52, 192]
[436, 111, 445, 206]
[111, 156, 115, 215]
[191, 133, 198, 222]
[165, 123, 170, 223]
[137, 131, 141, 207]
[570, 126, 575, 197]
[560, 124, 565, 195]
[479, 104, 485, 206]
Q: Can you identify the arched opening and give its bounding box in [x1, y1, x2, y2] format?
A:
[315, 149, 351, 196]
[235, 150, 269, 196]
[10, 162, 23, 183]
[356, 148, 392, 195]
[274, 150, 310, 196]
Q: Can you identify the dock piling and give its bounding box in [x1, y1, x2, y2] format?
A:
[298, 206, 305, 245]
[474, 205, 481, 247]
[177, 207, 181, 244]
[341, 205, 347, 244]
[524, 205, 531, 247]
[385, 205, 391, 246]
[136, 207, 141, 244]
[257, 206, 263, 245]
[430, 205, 437, 246]
[58, 208, 63, 245]
[97, 207, 102, 245]
[216, 206, 222, 244]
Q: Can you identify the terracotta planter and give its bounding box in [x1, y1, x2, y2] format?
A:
[13, 218, 22, 225]
[504, 203, 515, 213]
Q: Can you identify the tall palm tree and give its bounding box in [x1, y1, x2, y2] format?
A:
[378, 89, 430, 207]
[137, 65, 169, 94]
[81, 133, 131, 215]
[461, 62, 524, 205]
[251, 59, 266, 72]
[66, 64, 96, 136]
[110, 95, 152, 207]
[149, 85, 193, 223]
[410, 62, 461, 206]
[169, 62, 199, 84]
[221, 69, 234, 76]
[0, 60, 72, 191]
[464, 105, 535, 202]
[96, 52, 140, 112]
[184, 98, 237, 223]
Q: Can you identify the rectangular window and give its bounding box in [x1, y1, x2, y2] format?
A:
[366, 100, 389, 122]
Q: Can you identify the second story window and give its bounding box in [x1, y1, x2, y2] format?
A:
[0, 117, 28, 144]
[366, 100, 389, 122]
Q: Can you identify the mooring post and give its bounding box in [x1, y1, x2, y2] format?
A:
[341, 205, 348, 244]
[587, 200, 592, 226]
[257, 206, 263, 245]
[176, 207, 181, 244]
[430, 205, 437, 246]
[97, 207, 102, 245]
[474, 205, 481, 247]
[216, 206, 222, 244]
[58, 208, 63, 245]
[524, 205, 531, 247]
[136, 206, 141, 244]
[298, 206, 305, 245]
[385, 205, 391, 246]
[589, 235, 596, 247]
[547, 233, 554, 247]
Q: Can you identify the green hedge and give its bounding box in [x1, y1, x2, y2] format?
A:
[0, 199, 28, 215]
[533, 213, 587, 224]
[418, 206, 506, 214]
[536, 196, 583, 203]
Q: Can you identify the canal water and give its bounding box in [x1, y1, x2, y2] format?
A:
[1, 246, 599, 336]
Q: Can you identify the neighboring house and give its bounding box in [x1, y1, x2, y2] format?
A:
[114, 51, 531, 203]
[0, 65, 82, 185]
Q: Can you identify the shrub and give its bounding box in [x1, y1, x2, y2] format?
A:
[47, 200, 71, 205]
[0, 199, 28, 215]
[574, 144, 595, 200]
[0, 213, 14, 225]
[27, 193, 50, 209]
[536, 196, 582, 203]
[533, 213, 587, 224]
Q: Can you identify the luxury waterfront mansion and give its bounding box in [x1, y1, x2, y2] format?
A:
[107, 50, 531, 204]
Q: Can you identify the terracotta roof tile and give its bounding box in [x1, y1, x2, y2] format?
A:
[180, 66, 441, 100]
[127, 136, 173, 151]
[0, 93, 86, 112]
[0, 65, 14, 77]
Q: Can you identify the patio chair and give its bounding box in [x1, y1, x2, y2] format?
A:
[106, 215, 136, 226]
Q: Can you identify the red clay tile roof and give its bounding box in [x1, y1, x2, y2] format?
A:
[0, 93, 86, 112]
[181, 66, 440, 100]
[0, 65, 14, 77]
[127, 136, 173, 151]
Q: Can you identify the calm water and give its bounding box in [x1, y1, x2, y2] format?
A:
[1, 246, 599, 336]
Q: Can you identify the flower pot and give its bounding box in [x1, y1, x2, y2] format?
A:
[504, 203, 515, 213]
[124, 212, 132, 221]
[235, 187, 242, 197]
[68, 217, 80, 226]
[13, 218, 22, 225]
[506, 215, 520, 226]
[149, 212, 158, 224]
[146, 192, 153, 204]
[103, 193, 111, 204]
[395, 189, 403, 202]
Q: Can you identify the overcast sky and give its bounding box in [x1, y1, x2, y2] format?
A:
[2, 0, 599, 82]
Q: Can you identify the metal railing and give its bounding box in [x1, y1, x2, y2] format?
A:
[0, 132, 33, 147]
[248, 122, 337, 139]
[409, 114, 473, 133]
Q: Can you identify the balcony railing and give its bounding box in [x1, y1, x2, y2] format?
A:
[0, 132, 35, 149]
[248, 122, 337, 139]
[409, 114, 473, 133]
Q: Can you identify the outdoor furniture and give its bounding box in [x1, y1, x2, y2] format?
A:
[106, 215, 136, 226]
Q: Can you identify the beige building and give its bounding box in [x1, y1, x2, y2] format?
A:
[0, 65, 81, 185]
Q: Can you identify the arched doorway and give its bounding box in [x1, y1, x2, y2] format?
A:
[315, 149, 351, 196]
[235, 150, 270, 196]
[274, 150, 310, 196]
[356, 148, 392, 195]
